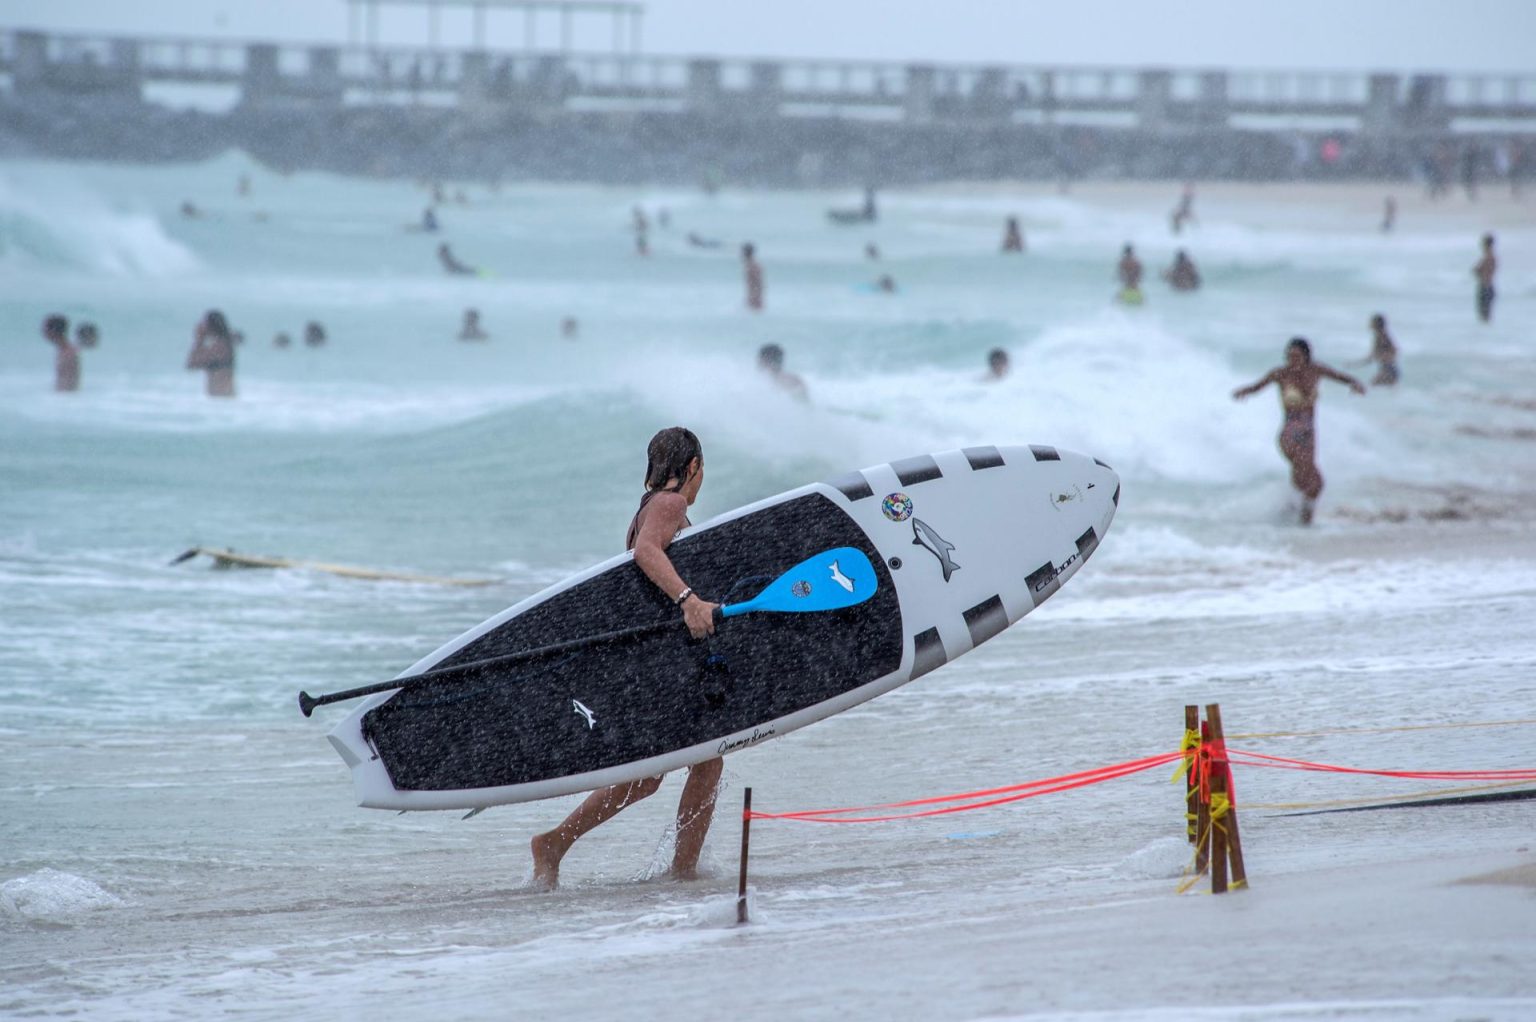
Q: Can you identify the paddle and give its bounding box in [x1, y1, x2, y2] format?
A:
[297, 545, 878, 717]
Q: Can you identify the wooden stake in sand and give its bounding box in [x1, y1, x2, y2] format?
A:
[737, 787, 752, 924]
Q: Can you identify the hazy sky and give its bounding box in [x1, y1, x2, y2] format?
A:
[16, 0, 1536, 73]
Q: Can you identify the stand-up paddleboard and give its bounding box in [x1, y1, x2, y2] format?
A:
[172, 547, 495, 587]
[321, 445, 1119, 810]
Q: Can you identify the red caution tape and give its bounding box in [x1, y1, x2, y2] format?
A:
[746, 751, 1186, 824]
[1226, 748, 1536, 782]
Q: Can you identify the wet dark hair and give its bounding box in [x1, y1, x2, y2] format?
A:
[1482, 233, 1495, 247]
[644, 427, 702, 492]
[1370, 313, 1386, 329]
[742, 242, 755, 259]
[43, 314, 68, 336]
[988, 347, 1009, 368]
[203, 310, 231, 340]
[757, 343, 784, 370]
[1286, 337, 1312, 361]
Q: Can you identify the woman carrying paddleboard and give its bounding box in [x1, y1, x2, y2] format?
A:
[531, 427, 724, 889]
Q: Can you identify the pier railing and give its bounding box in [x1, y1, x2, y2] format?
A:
[3, 28, 1534, 133]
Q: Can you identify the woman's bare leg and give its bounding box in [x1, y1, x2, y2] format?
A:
[670, 758, 723, 879]
[530, 776, 662, 889]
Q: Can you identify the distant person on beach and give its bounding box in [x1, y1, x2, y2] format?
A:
[985, 348, 1010, 381]
[1163, 250, 1201, 292]
[186, 310, 236, 398]
[874, 274, 897, 294]
[1380, 196, 1397, 233]
[421, 207, 439, 232]
[1473, 234, 1497, 323]
[438, 243, 477, 276]
[1355, 314, 1399, 387]
[75, 322, 100, 349]
[530, 427, 722, 890]
[742, 243, 764, 312]
[757, 343, 808, 400]
[561, 316, 579, 340]
[304, 321, 327, 348]
[1170, 185, 1196, 234]
[459, 308, 488, 341]
[1116, 244, 1144, 304]
[42, 315, 80, 393]
[1001, 216, 1025, 253]
[865, 242, 881, 261]
[1232, 338, 1365, 525]
[237, 174, 251, 198]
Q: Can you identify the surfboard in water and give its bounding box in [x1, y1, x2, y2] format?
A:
[323, 445, 1120, 810]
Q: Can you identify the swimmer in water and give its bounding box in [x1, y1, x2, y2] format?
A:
[438, 242, 477, 276]
[1354, 314, 1399, 386]
[875, 274, 897, 293]
[273, 331, 292, 349]
[1232, 337, 1365, 525]
[304, 321, 327, 347]
[985, 348, 1010, 381]
[421, 207, 439, 232]
[561, 316, 579, 340]
[459, 308, 488, 341]
[865, 242, 881, 261]
[757, 343, 808, 401]
[1163, 250, 1201, 292]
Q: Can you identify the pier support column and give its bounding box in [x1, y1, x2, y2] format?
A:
[242, 43, 281, 107]
[904, 65, 935, 124]
[745, 61, 781, 117]
[1362, 73, 1400, 135]
[1197, 71, 1229, 128]
[1136, 69, 1172, 131]
[687, 58, 722, 114]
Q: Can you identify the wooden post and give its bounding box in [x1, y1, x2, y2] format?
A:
[1194, 717, 1212, 874]
[736, 786, 752, 924]
[1205, 704, 1247, 891]
[1183, 705, 1199, 844]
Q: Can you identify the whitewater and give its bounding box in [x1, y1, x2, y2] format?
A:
[2, 153, 1534, 1020]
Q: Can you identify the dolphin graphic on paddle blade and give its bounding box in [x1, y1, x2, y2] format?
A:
[911, 518, 960, 582]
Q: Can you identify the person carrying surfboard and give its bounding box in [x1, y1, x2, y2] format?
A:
[1232, 338, 1365, 525]
[530, 427, 723, 889]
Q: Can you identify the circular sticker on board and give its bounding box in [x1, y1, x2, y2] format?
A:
[790, 580, 813, 598]
[881, 492, 914, 522]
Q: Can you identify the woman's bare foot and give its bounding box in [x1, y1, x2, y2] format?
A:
[530, 832, 562, 890]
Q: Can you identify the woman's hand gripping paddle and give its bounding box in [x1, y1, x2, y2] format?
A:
[298, 546, 880, 716]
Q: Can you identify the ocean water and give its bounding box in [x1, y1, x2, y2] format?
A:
[3, 153, 1535, 1019]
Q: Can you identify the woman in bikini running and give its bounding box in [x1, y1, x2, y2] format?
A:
[1233, 338, 1365, 525]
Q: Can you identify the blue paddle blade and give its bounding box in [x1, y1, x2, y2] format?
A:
[720, 547, 879, 619]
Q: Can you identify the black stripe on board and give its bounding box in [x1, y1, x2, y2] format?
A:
[1094, 457, 1113, 471]
[962, 446, 1005, 471]
[1075, 526, 1100, 560]
[1112, 484, 1120, 508]
[1029, 445, 1060, 462]
[1026, 561, 1062, 602]
[962, 595, 1008, 648]
[891, 455, 943, 486]
[911, 627, 948, 679]
[827, 471, 874, 502]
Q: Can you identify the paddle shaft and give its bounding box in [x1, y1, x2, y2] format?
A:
[297, 616, 697, 716]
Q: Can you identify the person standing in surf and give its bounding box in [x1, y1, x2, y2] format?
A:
[1233, 338, 1365, 525]
[42, 314, 81, 393]
[531, 427, 723, 889]
[742, 243, 764, 312]
[1473, 233, 1497, 323]
[186, 310, 236, 398]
